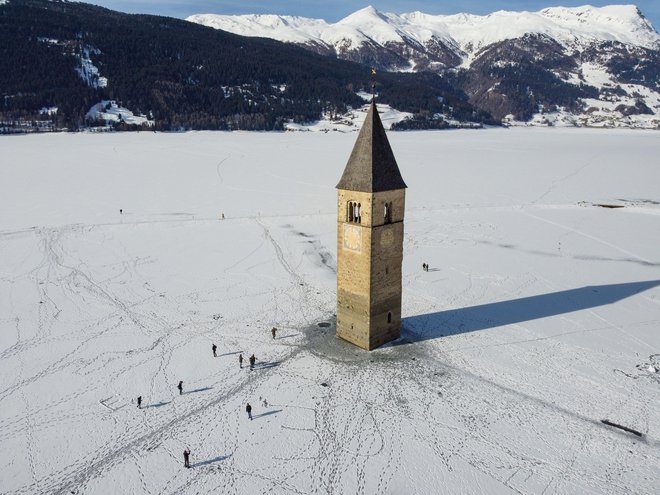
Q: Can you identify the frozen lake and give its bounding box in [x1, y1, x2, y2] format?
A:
[1, 128, 659, 494]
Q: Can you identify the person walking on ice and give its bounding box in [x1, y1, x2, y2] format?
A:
[246, 403, 252, 420]
[177, 381, 183, 395]
[249, 354, 256, 369]
[137, 396, 142, 409]
[212, 343, 217, 357]
[239, 353, 243, 369]
[183, 449, 191, 468]
[271, 327, 277, 339]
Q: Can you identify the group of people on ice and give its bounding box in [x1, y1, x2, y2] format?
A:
[135, 325, 282, 468]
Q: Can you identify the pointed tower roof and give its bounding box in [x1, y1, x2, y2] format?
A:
[336, 102, 407, 192]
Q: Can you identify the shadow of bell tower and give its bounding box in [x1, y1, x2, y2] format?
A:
[401, 280, 660, 344]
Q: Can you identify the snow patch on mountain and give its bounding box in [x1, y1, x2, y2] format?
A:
[188, 13, 330, 44]
[39, 106, 58, 115]
[505, 78, 660, 129]
[285, 100, 412, 132]
[86, 100, 154, 127]
[320, 5, 410, 48]
[76, 46, 107, 89]
[37, 36, 59, 45]
[580, 61, 619, 88]
[442, 4, 658, 58]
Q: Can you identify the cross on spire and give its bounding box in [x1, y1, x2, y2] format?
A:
[371, 67, 377, 102]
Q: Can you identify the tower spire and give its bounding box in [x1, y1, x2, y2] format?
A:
[336, 101, 406, 193]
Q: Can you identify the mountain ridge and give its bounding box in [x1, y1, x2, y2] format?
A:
[188, 4, 660, 69]
[1, 1, 658, 131]
[189, 4, 660, 128]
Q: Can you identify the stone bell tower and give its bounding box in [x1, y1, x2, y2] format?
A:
[336, 101, 407, 350]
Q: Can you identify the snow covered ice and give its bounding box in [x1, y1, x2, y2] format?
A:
[1, 128, 659, 494]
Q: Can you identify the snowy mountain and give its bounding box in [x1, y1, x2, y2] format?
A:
[189, 5, 659, 67]
[2, 0, 658, 130]
[189, 5, 660, 128]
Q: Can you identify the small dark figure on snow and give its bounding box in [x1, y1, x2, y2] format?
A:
[177, 380, 183, 395]
[271, 327, 277, 339]
[183, 448, 190, 468]
[137, 396, 142, 409]
[249, 354, 256, 369]
[246, 403, 252, 420]
[212, 343, 217, 357]
[239, 353, 243, 368]
[262, 398, 268, 408]
[120, 208, 123, 215]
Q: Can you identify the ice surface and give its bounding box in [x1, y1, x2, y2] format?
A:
[1, 128, 659, 494]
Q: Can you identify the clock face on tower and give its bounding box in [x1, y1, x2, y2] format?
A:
[343, 224, 362, 253]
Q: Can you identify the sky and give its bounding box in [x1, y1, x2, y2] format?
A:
[77, 1, 660, 30]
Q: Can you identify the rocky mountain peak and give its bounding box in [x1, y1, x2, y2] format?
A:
[189, 4, 660, 129]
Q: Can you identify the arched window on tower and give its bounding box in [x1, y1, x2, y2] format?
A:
[347, 201, 362, 224]
[384, 202, 393, 224]
[387, 312, 392, 323]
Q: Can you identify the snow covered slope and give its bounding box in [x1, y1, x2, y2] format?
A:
[86, 100, 154, 127]
[188, 4, 659, 64]
[189, 5, 660, 129]
[284, 98, 413, 132]
[190, 13, 331, 44]
[1, 129, 659, 494]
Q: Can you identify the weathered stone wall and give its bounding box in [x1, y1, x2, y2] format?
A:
[370, 189, 406, 227]
[336, 190, 372, 348]
[336, 188, 405, 350]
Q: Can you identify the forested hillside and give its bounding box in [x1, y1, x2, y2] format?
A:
[0, 0, 492, 131]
